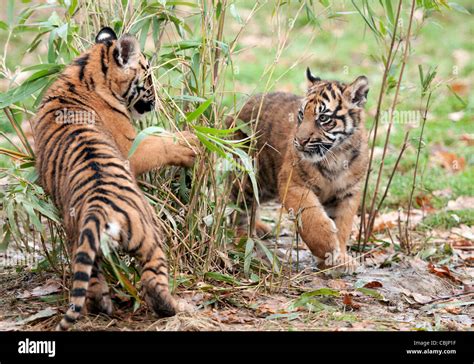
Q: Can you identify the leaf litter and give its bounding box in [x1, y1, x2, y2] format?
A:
[0, 200, 472, 331]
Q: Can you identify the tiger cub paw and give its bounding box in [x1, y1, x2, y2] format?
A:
[167, 131, 200, 168]
[235, 220, 272, 240]
[255, 220, 272, 239]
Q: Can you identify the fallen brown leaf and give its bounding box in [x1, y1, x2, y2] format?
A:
[363, 281, 383, 289]
[342, 294, 361, 310]
[427, 263, 462, 283]
[415, 194, 435, 212]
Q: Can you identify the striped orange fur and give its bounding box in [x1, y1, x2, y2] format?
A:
[228, 68, 369, 270]
[32, 27, 198, 330]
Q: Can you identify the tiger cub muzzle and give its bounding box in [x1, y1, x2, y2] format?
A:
[294, 137, 333, 157]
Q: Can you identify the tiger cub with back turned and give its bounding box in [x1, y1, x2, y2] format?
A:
[228, 68, 369, 269]
[32, 27, 198, 330]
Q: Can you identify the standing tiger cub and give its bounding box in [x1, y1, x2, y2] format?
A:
[32, 27, 198, 330]
[228, 68, 369, 269]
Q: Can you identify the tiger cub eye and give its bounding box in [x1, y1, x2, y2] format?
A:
[318, 114, 329, 123]
[318, 115, 336, 131]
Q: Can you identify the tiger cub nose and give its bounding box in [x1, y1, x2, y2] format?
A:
[297, 137, 310, 146]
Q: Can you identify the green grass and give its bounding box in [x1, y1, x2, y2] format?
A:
[418, 209, 474, 230]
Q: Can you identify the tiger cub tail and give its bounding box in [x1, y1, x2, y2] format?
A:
[56, 210, 105, 331]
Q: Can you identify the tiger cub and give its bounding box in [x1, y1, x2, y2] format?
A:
[228, 68, 369, 269]
[32, 27, 198, 330]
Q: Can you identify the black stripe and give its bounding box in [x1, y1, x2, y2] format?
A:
[101, 47, 108, 76]
[316, 163, 336, 181]
[69, 164, 132, 189]
[62, 138, 112, 171]
[89, 76, 95, 90]
[90, 187, 145, 215]
[73, 271, 90, 282]
[42, 95, 90, 109]
[69, 153, 115, 178]
[64, 315, 76, 323]
[127, 238, 144, 255]
[85, 214, 101, 234]
[142, 266, 167, 276]
[68, 170, 135, 216]
[67, 81, 76, 93]
[79, 228, 97, 252]
[97, 180, 140, 196]
[74, 54, 90, 81]
[325, 192, 354, 207]
[331, 103, 342, 117]
[71, 288, 87, 297]
[122, 78, 136, 98]
[50, 129, 98, 204]
[39, 126, 74, 196]
[75, 252, 93, 265]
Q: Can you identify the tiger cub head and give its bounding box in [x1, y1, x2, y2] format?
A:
[293, 68, 369, 162]
[93, 27, 155, 118]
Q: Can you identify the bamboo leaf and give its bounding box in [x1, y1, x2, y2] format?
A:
[244, 238, 254, 276]
[185, 97, 214, 122]
[0, 77, 50, 108]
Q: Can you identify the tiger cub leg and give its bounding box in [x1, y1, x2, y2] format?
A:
[127, 231, 191, 317]
[128, 132, 199, 176]
[85, 258, 113, 315]
[330, 191, 362, 270]
[280, 185, 341, 264]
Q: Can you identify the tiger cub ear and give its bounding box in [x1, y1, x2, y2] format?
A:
[345, 76, 369, 108]
[114, 34, 140, 67]
[95, 27, 117, 44]
[306, 67, 321, 86]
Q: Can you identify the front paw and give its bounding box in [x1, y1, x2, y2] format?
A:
[169, 131, 200, 167]
[302, 218, 340, 259]
[255, 220, 272, 239]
